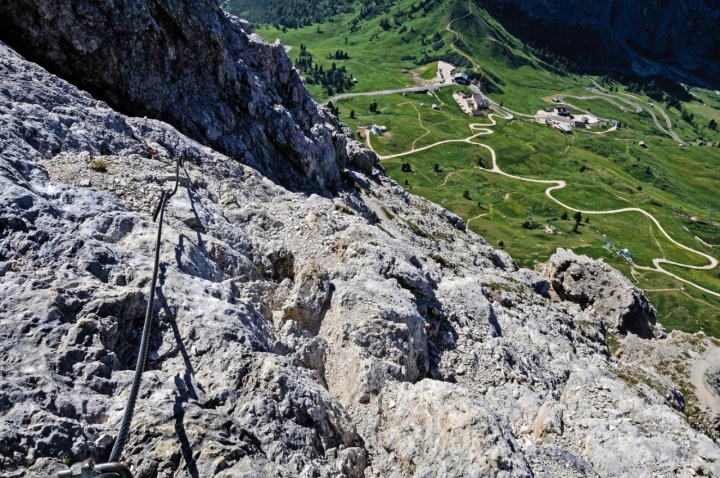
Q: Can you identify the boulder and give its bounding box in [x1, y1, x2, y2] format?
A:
[539, 248, 659, 338]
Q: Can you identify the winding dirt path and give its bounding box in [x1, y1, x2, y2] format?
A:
[480, 145, 720, 296]
[446, 9, 481, 72]
[466, 204, 493, 227]
[584, 77, 683, 143]
[365, 108, 718, 297]
[436, 171, 458, 188]
[410, 104, 432, 150]
[352, 55, 709, 293]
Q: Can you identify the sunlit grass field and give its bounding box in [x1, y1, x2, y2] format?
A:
[250, 0, 720, 336]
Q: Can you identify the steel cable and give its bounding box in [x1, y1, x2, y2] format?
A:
[108, 156, 183, 463]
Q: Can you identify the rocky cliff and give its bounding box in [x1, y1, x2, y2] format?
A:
[484, 0, 720, 86]
[2, 2, 720, 477]
[0, 0, 371, 191]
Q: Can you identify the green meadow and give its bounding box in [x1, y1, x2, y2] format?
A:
[248, 0, 720, 337]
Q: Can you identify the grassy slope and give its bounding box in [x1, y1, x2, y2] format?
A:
[248, 0, 720, 337]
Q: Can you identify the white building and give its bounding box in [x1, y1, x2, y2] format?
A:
[472, 93, 491, 110]
[454, 71, 469, 84]
[554, 122, 571, 134]
[365, 124, 387, 134]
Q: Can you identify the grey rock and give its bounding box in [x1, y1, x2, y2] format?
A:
[515, 268, 551, 297]
[0, 7, 719, 478]
[345, 140, 379, 174]
[533, 402, 565, 442]
[539, 248, 659, 338]
[706, 366, 720, 396]
[377, 380, 532, 477]
[281, 259, 332, 332]
[0, 0, 357, 191]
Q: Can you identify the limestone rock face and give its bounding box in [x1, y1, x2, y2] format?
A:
[0, 0, 357, 191]
[540, 248, 659, 338]
[377, 380, 531, 477]
[1, 5, 720, 478]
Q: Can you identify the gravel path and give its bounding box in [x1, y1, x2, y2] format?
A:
[336, 52, 709, 293]
[365, 106, 717, 296]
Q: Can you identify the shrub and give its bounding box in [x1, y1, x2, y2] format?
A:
[90, 159, 109, 172]
[428, 253, 453, 268]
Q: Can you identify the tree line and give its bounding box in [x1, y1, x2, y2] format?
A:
[294, 44, 355, 96]
[225, 0, 353, 29]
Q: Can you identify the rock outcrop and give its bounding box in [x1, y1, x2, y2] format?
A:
[539, 248, 660, 338]
[0, 0, 376, 191]
[1, 4, 720, 478]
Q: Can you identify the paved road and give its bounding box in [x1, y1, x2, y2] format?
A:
[584, 77, 683, 143]
[326, 74, 683, 143]
[326, 85, 443, 104]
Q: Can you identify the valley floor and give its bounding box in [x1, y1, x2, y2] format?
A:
[253, 1, 720, 337]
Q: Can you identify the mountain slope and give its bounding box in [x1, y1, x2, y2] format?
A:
[2, 1, 720, 477]
[229, 0, 720, 87]
[484, 0, 720, 87]
[222, 0, 354, 29]
[0, 0, 373, 191]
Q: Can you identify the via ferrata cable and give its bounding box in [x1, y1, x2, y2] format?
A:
[108, 155, 183, 463]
